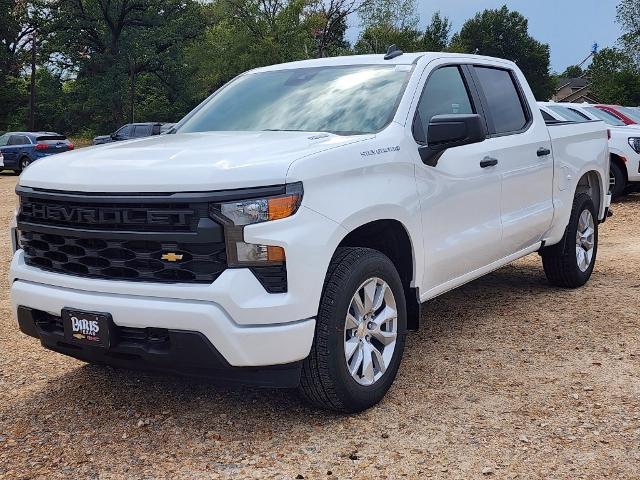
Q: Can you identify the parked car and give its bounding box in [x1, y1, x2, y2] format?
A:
[540, 102, 640, 198]
[93, 122, 174, 145]
[0, 132, 73, 173]
[11, 52, 610, 412]
[594, 105, 640, 126]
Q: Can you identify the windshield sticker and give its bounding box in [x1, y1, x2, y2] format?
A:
[361, 146, 400, 157]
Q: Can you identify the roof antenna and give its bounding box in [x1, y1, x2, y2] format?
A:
[384, 44, 403, 60]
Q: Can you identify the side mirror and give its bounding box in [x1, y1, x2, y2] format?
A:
[418, 114, 487, 166]
[152, 124, 161, 135]
[110, 133, 118, 140]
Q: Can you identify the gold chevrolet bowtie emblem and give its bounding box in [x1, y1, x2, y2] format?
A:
[161, 252, 184, 262]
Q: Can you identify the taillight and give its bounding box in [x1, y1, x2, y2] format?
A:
[67, 143, 74, 150]
[35, 143, 48, 151]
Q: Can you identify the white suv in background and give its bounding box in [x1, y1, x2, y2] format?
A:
[540, 102, 640, 198]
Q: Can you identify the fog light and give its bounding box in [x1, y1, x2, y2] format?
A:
[235, 242, 285, 265]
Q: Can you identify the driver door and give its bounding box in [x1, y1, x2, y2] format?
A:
[411, 63, 504, 298]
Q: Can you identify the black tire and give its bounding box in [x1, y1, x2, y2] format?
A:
[17, 157, 31, 173]
[541, 193, 598, 288]
[299, 247, 407, 413]
[609, 161, 626, 199]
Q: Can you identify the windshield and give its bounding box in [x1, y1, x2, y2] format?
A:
[549, 106, 589, 122]
[584, 107, 626, 126]
[177, 65, 413, 135]
[619, 106, 640, 123]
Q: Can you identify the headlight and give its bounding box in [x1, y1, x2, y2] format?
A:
[210, 183, 303, 266]
[629, 137, 640, 153]
[213, 188, 302, 226]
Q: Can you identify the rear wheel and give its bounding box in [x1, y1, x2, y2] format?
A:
[17, 157, 31, 173]
[541, 193, 598, 288]
[609, 161, 626, 199]
[299, 247, 407, 412]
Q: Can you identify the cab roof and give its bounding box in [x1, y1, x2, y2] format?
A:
[250, 52, 517, 73]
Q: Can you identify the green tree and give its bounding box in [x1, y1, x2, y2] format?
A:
[354, 0, 421, 53]
[48, 0, 207, 134]
[451, 6, 554, 100]
[616, 0, 640, 64]
[560, 65, 584, 78]
[0, 0, 34, 130]
[587, 47, 640, 105]
[422, 11, 451, 51]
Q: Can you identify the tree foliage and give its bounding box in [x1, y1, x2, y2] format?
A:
[587, 47, 640, 105]
[1, 0, 582, 136]
[451, 6, 554, 100]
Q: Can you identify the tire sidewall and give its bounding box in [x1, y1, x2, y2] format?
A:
[567, 195, 598, 283]
[322, 252, 407, 410]
[610, 162, 625, 198]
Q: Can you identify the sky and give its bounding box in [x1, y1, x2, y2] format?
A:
[348, 0, 623, 73]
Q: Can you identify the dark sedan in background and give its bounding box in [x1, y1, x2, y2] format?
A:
[0, 132, 74, 173]
[93, 122, 174, 145]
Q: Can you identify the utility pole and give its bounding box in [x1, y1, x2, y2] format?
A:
[28, 32, 36, 131]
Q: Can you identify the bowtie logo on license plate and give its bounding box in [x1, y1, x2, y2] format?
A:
[161, 252, 184, 262]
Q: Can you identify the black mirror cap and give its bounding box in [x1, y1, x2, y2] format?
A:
[419, 114, 487, 166]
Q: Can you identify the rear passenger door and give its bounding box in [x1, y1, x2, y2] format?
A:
[470, 65, 554, 255]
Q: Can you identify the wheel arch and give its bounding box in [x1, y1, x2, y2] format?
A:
[334, 219, 421, 331]
[575, 170, 603, 220]
[610, 153, 628, 183]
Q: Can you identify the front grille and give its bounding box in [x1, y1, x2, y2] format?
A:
[20, 231, 226, 283]
[16, 186, 288, 292]
[19, 197, 198, 232]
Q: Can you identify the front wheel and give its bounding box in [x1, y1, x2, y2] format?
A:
[541, 193, 598, 288]
[299, 247, 407, 412]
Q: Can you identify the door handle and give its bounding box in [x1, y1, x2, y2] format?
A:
[480, 157, 498, 168]
[537, 147, 551, 157]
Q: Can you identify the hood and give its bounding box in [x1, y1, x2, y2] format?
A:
[610, 125, 640, 136]
[20, 131, 371, 193]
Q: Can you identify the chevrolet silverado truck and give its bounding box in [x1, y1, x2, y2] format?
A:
[10, 51, 610, 412]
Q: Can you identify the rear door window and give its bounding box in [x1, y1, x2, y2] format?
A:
[474, 67, 529, 135]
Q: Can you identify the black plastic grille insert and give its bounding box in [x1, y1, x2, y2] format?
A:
[21, 231, 226, 283]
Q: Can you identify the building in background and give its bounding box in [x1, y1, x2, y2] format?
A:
[552, 77, 599, 103]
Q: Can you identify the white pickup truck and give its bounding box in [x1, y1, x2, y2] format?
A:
[11, 51, 610, 412]
[539, 102, 640, 198]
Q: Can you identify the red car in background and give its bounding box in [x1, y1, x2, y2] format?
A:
[595, 105, 640, 125]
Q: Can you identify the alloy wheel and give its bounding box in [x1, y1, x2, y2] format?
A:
[575, 209, 595, 272]
[344, 277, 398, 386]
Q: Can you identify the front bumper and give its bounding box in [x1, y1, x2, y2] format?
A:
[11, 278, 315, 370]
[16, 306, 303, 387]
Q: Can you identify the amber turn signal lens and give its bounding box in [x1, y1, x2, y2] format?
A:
[267, 245, 286, 262]
[268, 194, 301, 221]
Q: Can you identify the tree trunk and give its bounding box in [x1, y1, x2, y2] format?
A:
[28, 33, 36, 130]
[129, 64, 135, 123]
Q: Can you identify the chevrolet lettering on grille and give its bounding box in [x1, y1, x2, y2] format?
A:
[20, 202, 194, 227]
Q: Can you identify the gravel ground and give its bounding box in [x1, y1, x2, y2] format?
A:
[0, 173, 638, 479]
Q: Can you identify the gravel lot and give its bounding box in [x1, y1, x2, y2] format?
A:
[0, 173, 638, 479]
